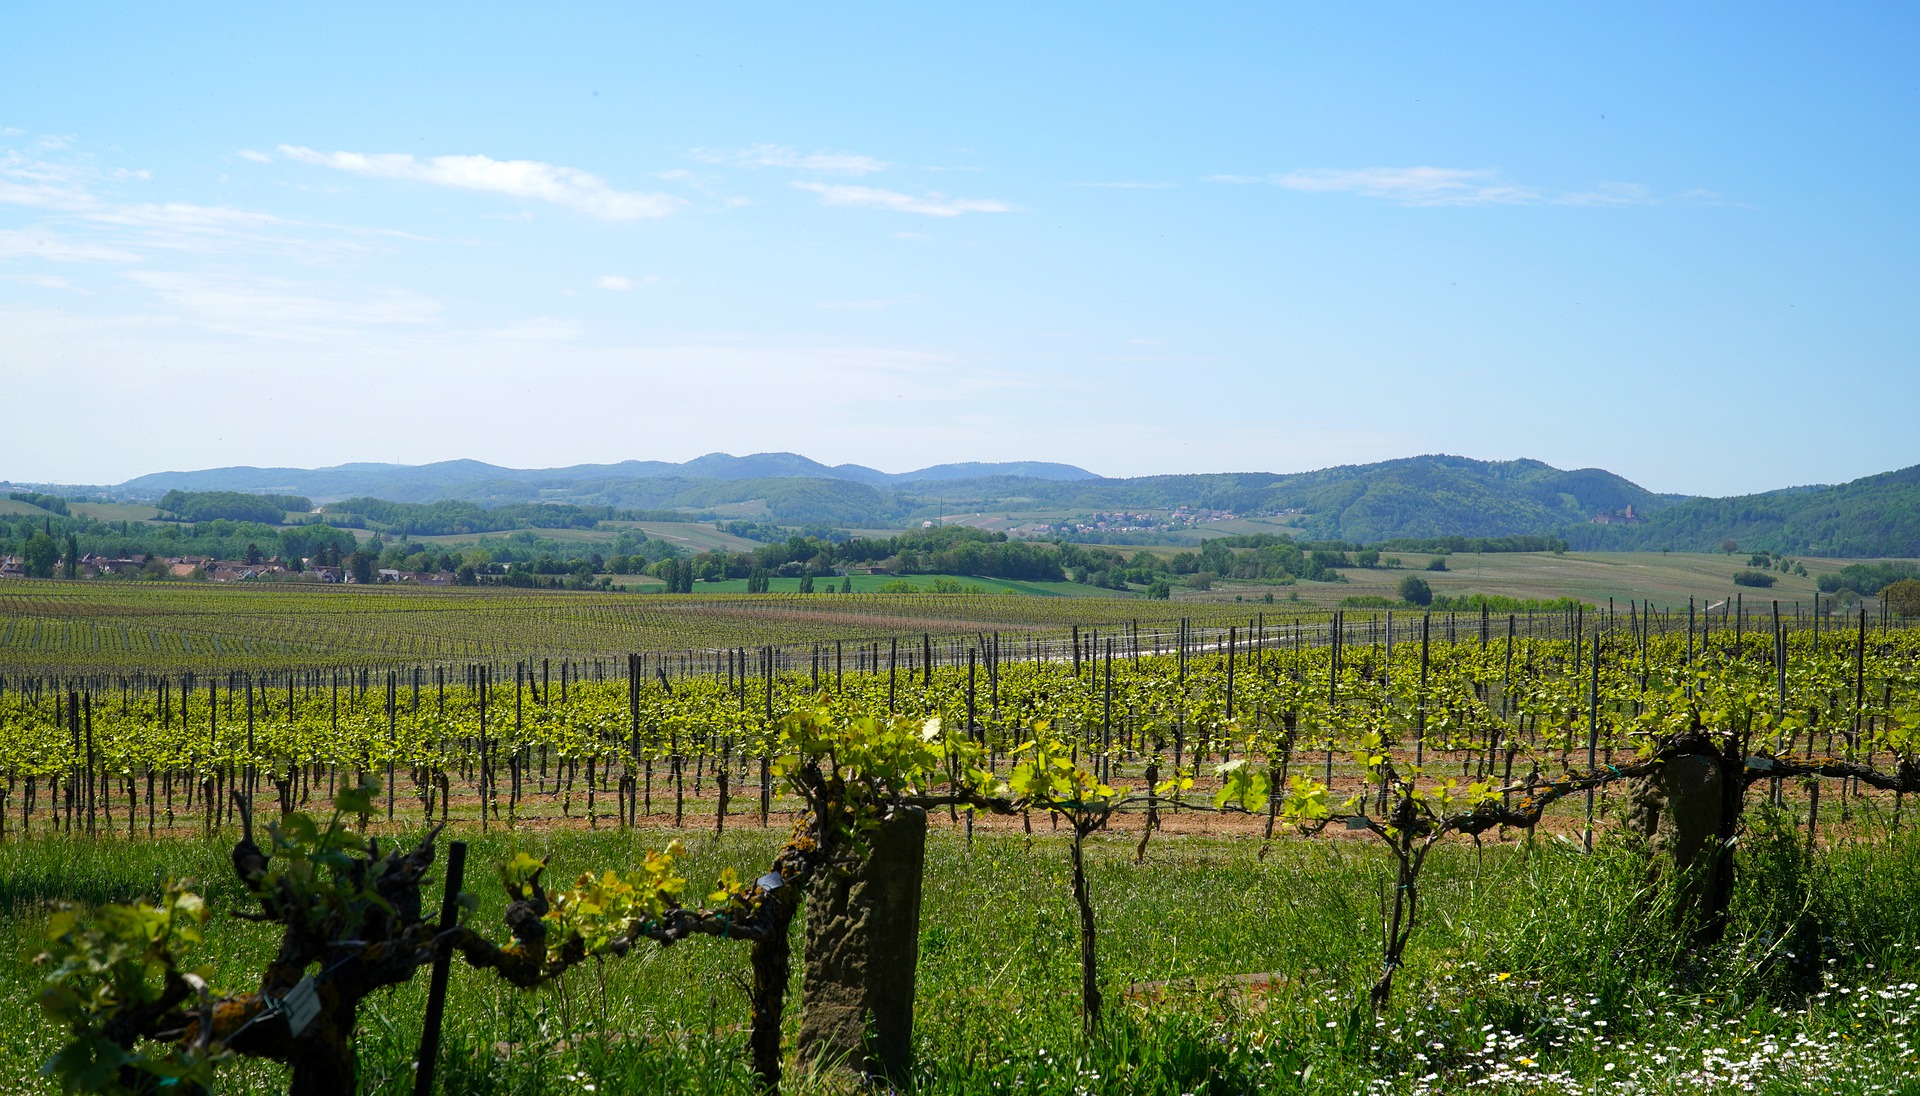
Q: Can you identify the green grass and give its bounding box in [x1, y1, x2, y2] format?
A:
[8, 815, 1920, 1094]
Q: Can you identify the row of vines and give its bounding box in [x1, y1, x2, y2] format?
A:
[16, 603, 1920, 1093]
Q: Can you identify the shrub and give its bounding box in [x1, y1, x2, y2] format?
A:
[1398, 575, 1433, 606]
[1732, 570, 1777, 588]
[1425, 558, 1449, 572]
[1883, 579, 1920, 618]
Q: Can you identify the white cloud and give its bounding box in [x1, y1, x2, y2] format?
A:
[596, 274, 660, 291]
[691, 144, 889, 175]
[0, 228, 139, 263]
[237, 148, 273, 163]
[278, 145, 686, 220]
[792, 182, 1015, 217]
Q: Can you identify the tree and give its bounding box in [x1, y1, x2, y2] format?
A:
[1883, 579, 1920, 618]
[1145, 580, 1171, 600]
[347, 550, 374, 585]
[22, 533, 58, 578]
[799, 574, 815, 593]
[1398, 575, 1433, 606]
[62, 534, 78, 579]
[1720, 539, 1739, 555]
[1425, 557, 1448, 572]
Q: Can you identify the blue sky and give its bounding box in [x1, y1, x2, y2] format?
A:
[3, 4, 1916, 495]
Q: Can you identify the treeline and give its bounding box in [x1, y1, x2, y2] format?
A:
[159, 490, 310, 523]
[315, 497, 605, 535]
[1818, 561, 1920, 597]
[8, 491, 70, 516]
[652, 527, 1070, 584]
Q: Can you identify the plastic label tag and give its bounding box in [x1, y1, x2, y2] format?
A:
[281, 975, 321, 1037]
[757, 872, 784, 892]
[1745, 756, 1775, 772]
[1344, 816, 1371, 831]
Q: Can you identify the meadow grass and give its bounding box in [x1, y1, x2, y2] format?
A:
[8, 810, 1920, 1093]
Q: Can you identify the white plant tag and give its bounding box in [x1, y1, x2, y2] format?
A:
[757, 872, 784, 892]
[281, 975, 321, 1037]
[1745, 756, 1775, 772]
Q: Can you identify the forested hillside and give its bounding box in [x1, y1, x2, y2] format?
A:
[1562, 464, 1920, 557]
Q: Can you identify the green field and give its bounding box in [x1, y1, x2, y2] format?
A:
[0, 580, 1290, 672]
[687, 572, 1117, 596]
[1175, 549, 1881, 610]
[0, 499, 50, 518]
[69, 501, 167, 523]
[7, 818, 1920, 1095]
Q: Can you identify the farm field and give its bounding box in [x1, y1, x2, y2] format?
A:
[68, 502, 168, 523]
[0, 579, 1293, 673]
[686, 572, 1116, 596]
[4, 591, 1919, 1094]
[1180, 550, 1881, 610]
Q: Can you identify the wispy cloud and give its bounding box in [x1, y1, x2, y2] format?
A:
[1218, 166, 1718, 208]
[1275, 167, 1541, 205]
[0, 272, 78, 290]
[236, 148, 273, 163]
[819, 295, 924, 310]
[278, 145, 686, 220]
[1071, 181, 1178, 190]
[793, 182, 1015, 217]
[122, 270, 440, 338]
[0, 228, 139, 263]
[485, 317, 583, 341]
[691, 144, 889, 175]
[1, 149, 421, 262]
[596, 274, 660, 291]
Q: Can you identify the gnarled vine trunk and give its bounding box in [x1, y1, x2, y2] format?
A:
[798, 806, 926, 1083]
[1626, 735, 1741, 943]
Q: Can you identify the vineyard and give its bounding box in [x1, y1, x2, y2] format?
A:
[0, 580, 1307, 673]
[7, 596, 1920, 1093]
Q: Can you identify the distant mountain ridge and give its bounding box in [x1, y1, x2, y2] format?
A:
[112, 453, 1101, 502]
[35, 453, 1920, 557]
